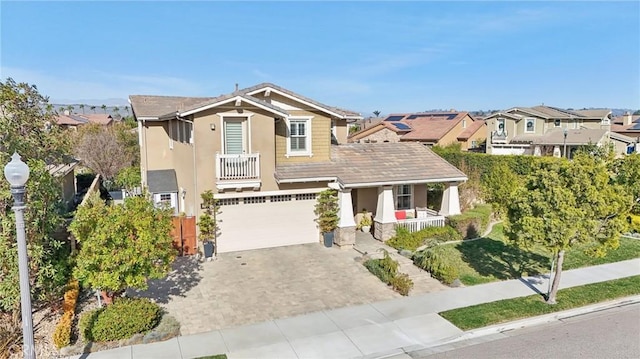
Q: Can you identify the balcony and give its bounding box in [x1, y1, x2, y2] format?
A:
[215, 153, 261, 190]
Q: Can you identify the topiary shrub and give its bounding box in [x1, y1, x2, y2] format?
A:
[413, 245, 460, 285]
[446, 204, 492, 239]
[81, 298, 162, 342]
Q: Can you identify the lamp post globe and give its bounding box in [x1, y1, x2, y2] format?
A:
[4, 152, 30, 187]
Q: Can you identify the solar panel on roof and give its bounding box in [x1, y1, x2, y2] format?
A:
[392, 123, 411, 130]
[631, 123, 640, 130]
[406, 113, 458, 120]
[384, 115, 405, 122]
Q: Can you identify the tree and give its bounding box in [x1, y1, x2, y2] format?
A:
[124, 105, 130, 116]
[505, 154, 632, 304]
[482, 162, 522, 217]
[0, 78, 73, 315]
[611, 153, 640, 214]
[73, 123, 136, 182]
[66, 105, 74, 114]
[113, 106, 120, 116]
[79, 104, 85, 114]
[115, 166, 141, 193]
[101, 104, 107, 114]
[632, 110, 640, 115]
[373, 110, 381, 117]
[198, 190, 220, 257]
[69, 193, 176, 302]
[90, 105, 96, 113]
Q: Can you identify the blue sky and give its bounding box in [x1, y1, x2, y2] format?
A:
[1, 1, 639, 115]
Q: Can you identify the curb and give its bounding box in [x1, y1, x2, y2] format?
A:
[372, 295, 640, 358]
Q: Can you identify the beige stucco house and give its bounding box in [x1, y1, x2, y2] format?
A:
[485, 106, 636, 157]
[130, 83, 466, 253]
[348, 111, 486, 151]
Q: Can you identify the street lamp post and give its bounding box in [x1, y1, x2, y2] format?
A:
[563, 128, 568, 158]
[4, 152, 35, 359]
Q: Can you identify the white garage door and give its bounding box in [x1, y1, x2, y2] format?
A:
[216, 193, 319, 253]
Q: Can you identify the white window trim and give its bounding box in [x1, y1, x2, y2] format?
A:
[285, 116, 313, 157]
[524, 118, 535, 133]
[218, 113, 253, 154]
[496, 118, 506, 134]
[393, 184, 413, 210]
[554, 119, 561, 128]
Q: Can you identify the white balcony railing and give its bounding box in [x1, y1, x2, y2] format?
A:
[216, 153, 260, 181]
[396, 216, 446, 232]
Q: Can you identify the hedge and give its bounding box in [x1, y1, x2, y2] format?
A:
[387, 226, 463, 251]
[80, 298, 162, 342]
[446, 204, 492, 239]
[53, 280, 80, 349]
[413, 245, 462, 285]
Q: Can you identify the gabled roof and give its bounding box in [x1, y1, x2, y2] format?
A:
[243, 83, 363, 119]
[83, 114, 114, 125]
[489, 106, 611, 120]
[129, 83, 362, 121]
[531, 128, 608, 146]
[54, 114, 86, 126]
[457, 119, 485, 140]
[275, 142, 467, 187]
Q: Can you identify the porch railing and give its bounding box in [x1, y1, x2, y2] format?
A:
[396, 216, 446, 231]
[491, 130, 508, 143]
[215, 153, 260, 181]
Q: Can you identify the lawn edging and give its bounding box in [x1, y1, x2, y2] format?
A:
[440, 294, 640, 346]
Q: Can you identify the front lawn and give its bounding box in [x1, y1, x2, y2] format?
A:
[437, 224, 640, 286]
[439, 275, 640, 330]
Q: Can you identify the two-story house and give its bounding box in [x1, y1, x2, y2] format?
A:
[484, 106, 635, 157]
[348, 111, 486, 151]
[130, 83, 466, 253]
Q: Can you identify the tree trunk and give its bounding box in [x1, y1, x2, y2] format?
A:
[547, 250, 565, 304]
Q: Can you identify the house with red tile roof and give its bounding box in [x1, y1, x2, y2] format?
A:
[54, 112, 114, 130]
[347, 111, 486, 151]
[612, 112, 640, 141]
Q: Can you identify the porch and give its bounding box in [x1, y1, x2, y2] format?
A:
[215, 153, 261, 191]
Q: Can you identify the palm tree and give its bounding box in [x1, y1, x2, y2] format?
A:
[79, 104, 85, 114]
[124, 105, 130, 116]
[113, 106, 120, 116]
[90, 105, 96, 113]
[58, 106, 64, 114]
[46, 104, 54, 113]
[373, 110, 381, 117]
[101, 104, 107, 114]
[66, 105, 74, 114]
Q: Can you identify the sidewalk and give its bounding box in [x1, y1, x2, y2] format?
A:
[67, 258, 640, 359]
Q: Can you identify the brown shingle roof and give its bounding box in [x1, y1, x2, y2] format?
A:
[129, 95, 217, 118]
[531, 128, 608, 145]
[54, 114, 85, 125]
[83, 114, 113, 125]
[457, 119, 485, 140]
[398, 112, 471, 142]
[275, 142, 467, 186]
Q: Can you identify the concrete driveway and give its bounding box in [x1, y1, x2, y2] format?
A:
[134, 243, 401, 335]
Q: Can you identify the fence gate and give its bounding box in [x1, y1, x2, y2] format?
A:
[171, 216, 197, 256]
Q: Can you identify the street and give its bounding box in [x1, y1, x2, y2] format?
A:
[413, 303, 640, 359]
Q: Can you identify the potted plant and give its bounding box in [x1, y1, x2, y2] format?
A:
[198, 190, 220, 260]
[360, 215, 372, 233]
[314, 189, 339, 247]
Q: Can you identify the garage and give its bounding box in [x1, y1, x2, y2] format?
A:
[216, 192, 320, 253]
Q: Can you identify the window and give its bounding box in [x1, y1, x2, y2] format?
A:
[462, 119, 467, 128]
[554, 119, 561, 127]
[223, 118, 246, 154]
[471, 140, 478, 148]
[159, 194, 172, 202]
[496, 118, 505, 134]
[572, 119, 579, 129]
[395, 184, 412, 210]
[525, 118, 535, 133]
[286, 117, 312, 156]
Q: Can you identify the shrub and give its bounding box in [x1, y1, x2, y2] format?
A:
[79, 308, 100, 343]
[446, 204, 492, 239]
[52, 311, 73, 349]
[364, 250, 413, 296]
[387, 226, 463, 251]
[413, 245, 461, 285]
[82, 298, 162, 342]
[390, 273, 414, 296]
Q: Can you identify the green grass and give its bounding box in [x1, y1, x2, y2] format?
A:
[439, 223, 640, 286]
[439, 275, 640, 330]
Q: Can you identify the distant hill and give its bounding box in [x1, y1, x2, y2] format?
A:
[51, 104, 131, 118]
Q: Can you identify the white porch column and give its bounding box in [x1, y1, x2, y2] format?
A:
[439, 182, 461, 216]
[335, 188, 356, 248]
[374, 185, 397, 241]
[553, 146, 561, 158]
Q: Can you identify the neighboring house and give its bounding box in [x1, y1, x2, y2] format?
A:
[46, 159, 79, 208]
[612, 112, 640, 152]
[484, 106, 635, 157]
[130, 83, 466, 253]
[348, 111, 486, 151]
[53, 112, 114, 130]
